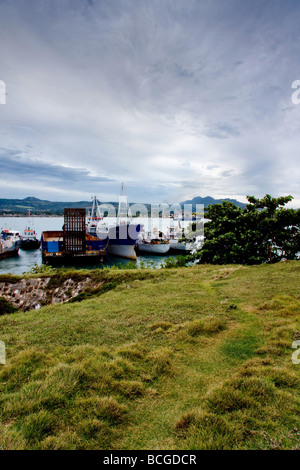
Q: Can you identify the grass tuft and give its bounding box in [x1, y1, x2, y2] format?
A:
[186, 317, 227, 337]
[0, 261, 299, 449]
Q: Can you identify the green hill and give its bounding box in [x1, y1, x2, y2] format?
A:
[180, 196, 246, 210]
[0, 197, 117, 215]
[0, 262, 299, 450]
[0, 196, 245, 216]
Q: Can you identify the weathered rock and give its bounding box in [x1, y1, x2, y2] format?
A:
[0, 276, 96, 312]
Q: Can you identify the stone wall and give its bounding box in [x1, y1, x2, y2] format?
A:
[0, 276, 94, 311]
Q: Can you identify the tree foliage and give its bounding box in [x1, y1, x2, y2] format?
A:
[195, 195, 300, 264]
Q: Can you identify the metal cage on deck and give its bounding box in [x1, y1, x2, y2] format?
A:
[63, 208, 86, 253]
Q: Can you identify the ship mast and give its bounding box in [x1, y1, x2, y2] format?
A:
[91, 195, 102, 219]
[117, 183, 132, 224]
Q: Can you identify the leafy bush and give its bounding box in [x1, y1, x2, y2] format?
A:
[193, 194, 300, 264]
[162, 255, 189, 268]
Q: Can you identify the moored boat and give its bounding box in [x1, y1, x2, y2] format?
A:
[0, 229, 21, 259]
[168, 217, 207, 252]
[136, 239, 170, 254]
[105, 183, 141, 260]
[86, 196, 109, 249]
[41, 231, 106, 265]
[136, 225, 170, 255]
[41, 208, 106, 265]
[20, 227, 41, 250]
[107, 222, 141, 259]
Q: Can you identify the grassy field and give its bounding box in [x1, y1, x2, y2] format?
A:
[0, 261, 299, 450]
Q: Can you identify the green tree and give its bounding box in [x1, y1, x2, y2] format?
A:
[195, 195, 300, 265]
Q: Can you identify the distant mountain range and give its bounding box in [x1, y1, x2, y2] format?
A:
[0, 197, 119, 215]
[0, 196, 246, 215]
[180, 196, 246, 211]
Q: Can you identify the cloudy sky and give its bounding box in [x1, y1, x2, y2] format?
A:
[0, 0, 300, 206]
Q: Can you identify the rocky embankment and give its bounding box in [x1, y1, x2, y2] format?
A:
[0, 276, 97, 311]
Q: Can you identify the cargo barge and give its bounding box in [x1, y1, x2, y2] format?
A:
[41, 209, 106, 265]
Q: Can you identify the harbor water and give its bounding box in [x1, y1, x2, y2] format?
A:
[0, 216, 184, 275]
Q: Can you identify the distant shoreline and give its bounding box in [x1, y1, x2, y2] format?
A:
[0, 214, 63, 218]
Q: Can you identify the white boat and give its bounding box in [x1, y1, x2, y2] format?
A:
[86, 196, 109, 249]
[107, 239, 137, 260]
[137, 228, 170, 255]
[105, 184, 142, 260]
[169, 239, 195, 251]
[168, 217, 208, 252]
[170, 235, 205, 252]
[137, 240, 170, 254]
[0, 229, 21, 259]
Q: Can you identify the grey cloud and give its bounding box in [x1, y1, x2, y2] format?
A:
[0, 148, 115, 186]
[0, 0, 300, 204]
[204, 124, 240, 139]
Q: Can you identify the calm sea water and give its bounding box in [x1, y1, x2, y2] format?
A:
[0, 216, 179, 275]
